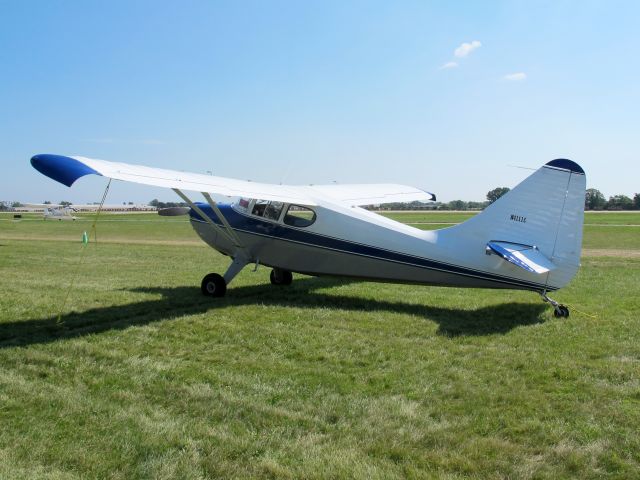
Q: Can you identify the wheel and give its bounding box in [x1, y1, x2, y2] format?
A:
[553, 305, 569, 318]
[270, 268, 293, 286]
[201, 273, 227, 297]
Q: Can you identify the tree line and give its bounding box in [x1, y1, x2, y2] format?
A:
[370, 187, 640, 211]
[3, 189, 638, 212]
[584, 189, 640, 210]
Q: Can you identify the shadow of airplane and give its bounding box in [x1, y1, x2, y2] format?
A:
[0, 277, 547, 348]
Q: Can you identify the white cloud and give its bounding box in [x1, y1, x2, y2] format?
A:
[503, 72, 527, 81]
[454, 40, 481, 58]
[439, 61, 459, 70]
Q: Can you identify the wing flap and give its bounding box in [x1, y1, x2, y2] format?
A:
[309, 184, 435, 206]
[486, 241, 556, 274]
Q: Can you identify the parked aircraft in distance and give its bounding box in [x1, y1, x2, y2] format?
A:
[31, 154, 585, 317]
[44, 206, 77, 221]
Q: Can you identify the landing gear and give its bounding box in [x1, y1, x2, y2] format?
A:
[270, 268, 293, 286]
[201, 273, 226, 297]
[553, 305, 570, 318]
[200, 254, 250, 297]
[540, 292, 570, 318]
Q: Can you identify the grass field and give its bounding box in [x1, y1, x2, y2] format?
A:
[1, 211, 639, 478]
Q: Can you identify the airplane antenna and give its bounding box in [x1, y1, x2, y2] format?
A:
[507, 164, 537, 171]
[280, 159, 295, 185]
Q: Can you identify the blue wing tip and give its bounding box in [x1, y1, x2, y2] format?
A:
[31, 154, 99, 187]
[545, 158, 584, 174]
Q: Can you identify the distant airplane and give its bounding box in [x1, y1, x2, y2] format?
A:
[31, 154, 585, 317]
[43, 206, 77, 221]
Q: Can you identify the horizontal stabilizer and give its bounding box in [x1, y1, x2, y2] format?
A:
[486, 241, 556, 274]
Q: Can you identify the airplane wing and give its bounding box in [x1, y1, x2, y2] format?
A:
[31, 154, 435, 207]
[308, 184, 436, 206]
[486, 241, 556, 274]
[31, 154, 318, 206]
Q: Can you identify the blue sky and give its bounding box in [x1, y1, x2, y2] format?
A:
[1, 1, 638, 203]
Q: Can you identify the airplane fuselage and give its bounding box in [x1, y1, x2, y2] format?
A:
[190, 201, 558, 293]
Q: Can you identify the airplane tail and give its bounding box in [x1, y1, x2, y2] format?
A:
[442, 159, 586, 291]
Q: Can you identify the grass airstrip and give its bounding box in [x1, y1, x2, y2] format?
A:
[0, 210, 639, 479]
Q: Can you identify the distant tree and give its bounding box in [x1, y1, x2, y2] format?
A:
[467, 201, 489, 210]
[486, 187, 510, 204]
[606, 195, 633, 210]
[448, 200, 467, 211]
[149, 199, 159, 207]
[59, 201, 72, 206]
[11, 201, 23, 208]
[585, 188, 606, 210]
[43, 200, 51, 204]
[634, 193, 640, 210]
[128, 201, 134, 205]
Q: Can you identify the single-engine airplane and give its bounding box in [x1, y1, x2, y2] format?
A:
[31, 154, 585, 317]
[43, 205, 77, 221]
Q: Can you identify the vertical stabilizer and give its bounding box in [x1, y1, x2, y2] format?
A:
[440, 159, 585, 290]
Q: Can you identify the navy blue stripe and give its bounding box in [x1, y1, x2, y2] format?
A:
[545, 158, 584, 174]
[191, 204, 556, 291]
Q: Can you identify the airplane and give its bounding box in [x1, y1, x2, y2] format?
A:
[43, 205, 77, 221]
[31, 154, 585, 318]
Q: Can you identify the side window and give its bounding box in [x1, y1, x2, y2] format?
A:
[283, 205, 316, 227]
[251, 200, 268, 217]
[251, 200, 284, 221]
[264, 201, 284, 221]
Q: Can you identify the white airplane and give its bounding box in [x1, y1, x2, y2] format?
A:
[31, 154, 585, 318]
[43, 206, 77, 221]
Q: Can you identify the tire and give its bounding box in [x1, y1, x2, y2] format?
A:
[201, 273, 227, 297]
[270, 268, 293, 286]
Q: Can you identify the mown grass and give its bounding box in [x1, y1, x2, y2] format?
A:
[0, 212, 639, 478]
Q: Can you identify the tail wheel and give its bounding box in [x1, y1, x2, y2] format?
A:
[201, 273, 227, 297]
[270, 268, 293, 286]
[553, 305, 570, 318]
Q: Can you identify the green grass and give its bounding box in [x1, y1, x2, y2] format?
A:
[1, 213, 193, 244]
[0, 213, 639, 478]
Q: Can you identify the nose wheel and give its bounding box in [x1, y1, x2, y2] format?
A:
[201, 273, 227, 297]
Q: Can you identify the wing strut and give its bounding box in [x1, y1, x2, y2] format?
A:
[173, 188, 250, 285]
[201, 192, 244, 248]
[172, 188, 245, 251]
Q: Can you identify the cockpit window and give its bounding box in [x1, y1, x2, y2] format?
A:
[264, 201, 284, 221]
[283, 205, 316, 227]
[251, 200, 284, 221]
[251, 200, 269, 217]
